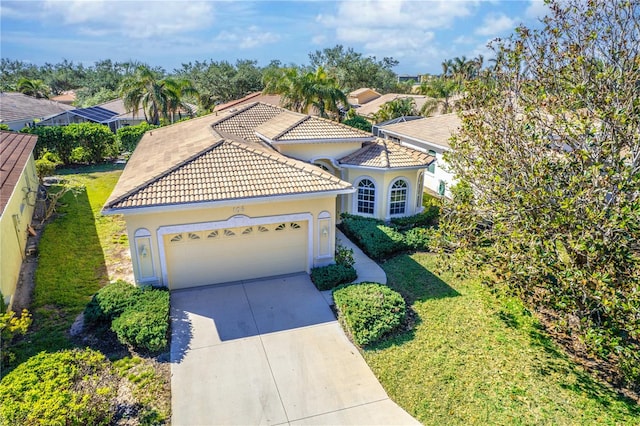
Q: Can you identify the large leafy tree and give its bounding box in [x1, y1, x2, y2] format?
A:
[309, 45, 399, 93]
[263, 66, 346, 119]
[119, 66, 197, 125]
[175, 59, 263, 112]
[438, 0, 640, 390]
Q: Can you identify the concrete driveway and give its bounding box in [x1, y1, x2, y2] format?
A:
[170, 273, 419, 425]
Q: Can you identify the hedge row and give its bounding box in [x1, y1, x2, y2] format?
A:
[311, 264, 357, 291]
[84, 281, 169, 353]
[333, 283, 406, 346]
[340, 213, 435, 261]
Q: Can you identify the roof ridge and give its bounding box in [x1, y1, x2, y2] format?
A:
[272, 114, 310, 140]
[105, 139, 225, 209]
[226, 138, 343, 183]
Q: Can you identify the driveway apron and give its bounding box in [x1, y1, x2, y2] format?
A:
[170, 273, 418, 425]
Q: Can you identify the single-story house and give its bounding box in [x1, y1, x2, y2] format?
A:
[0, 131, 39, 308]
[347, 88, 433, 120]
[0, 92, 75, 131]
[103, 102, 433, 290]
[376, 113, 462, 198]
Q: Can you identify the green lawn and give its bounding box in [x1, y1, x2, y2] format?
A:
[365, 253, 639, 425]
[8, 167, 124, 364]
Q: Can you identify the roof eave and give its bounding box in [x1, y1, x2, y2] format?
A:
[102, 187, 355, 216]
[338, 163, 430, 171]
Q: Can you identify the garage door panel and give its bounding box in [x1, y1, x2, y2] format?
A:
[165, 221, 308, 290]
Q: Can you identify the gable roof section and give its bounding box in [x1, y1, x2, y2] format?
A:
[379, 113, 462, 149]
[0, 92, 74, 124]
[105, 139, 352, 210]
[213, 92, 284, 113]
[339, 138, 434, 169]
[0, 131, 38, 214]
[105, 114, 226, 208]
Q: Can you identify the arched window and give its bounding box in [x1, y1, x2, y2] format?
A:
[356, 178, 376, 215]
[389, 179, 408, 216]
[427, 150, 436, 174]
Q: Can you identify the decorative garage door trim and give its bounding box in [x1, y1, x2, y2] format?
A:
[156, 213, 313, 286]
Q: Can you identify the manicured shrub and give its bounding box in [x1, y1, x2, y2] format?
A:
[0, 349, 116, 425]
[0, 309, 32, 366]
[84, 280, 141, 324]
[311, 264, 357, 291]
[333, 283, 406, 346]
[340, 214, 407, 260]
[391, 204, 440, 230]
[111, 288, 170, 353]
[69, 146, 92, 164]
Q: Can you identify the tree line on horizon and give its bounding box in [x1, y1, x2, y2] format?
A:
[1, 45, 486, 125]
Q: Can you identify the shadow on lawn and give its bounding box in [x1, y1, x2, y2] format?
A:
[5, 185, 110, 371]
[369, 254, 460, 349]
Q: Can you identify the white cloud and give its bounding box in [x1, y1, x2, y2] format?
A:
[475, 13, 518, 36]
[317, 0, 481, 71]
[214, 26, 280, 50]
[525, 0, 552, 20]
[38, 0, 215, 39]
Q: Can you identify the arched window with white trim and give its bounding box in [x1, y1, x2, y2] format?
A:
[389, 178, 408, 216]
[356, 178, 376, 215]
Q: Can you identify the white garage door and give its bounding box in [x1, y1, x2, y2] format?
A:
[164, 221, 308, 290]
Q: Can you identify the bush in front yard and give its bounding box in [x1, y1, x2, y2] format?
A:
[84, 280, 141, 324]
[111, 288, 170, 353]
[333, 283, 406, 346]
[0, 349, 116, 425]
[340, 214, 407, 261]
[311, 264, 357, 291]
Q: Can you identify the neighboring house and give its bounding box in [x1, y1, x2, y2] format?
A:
[103, 102, 433, 290]
[376, 113, 462, 198]
[50, 90, 76, 105]
[0, 131, 38, 308]
[0, 92, 75, 131]
[347, 88, 433, 120]
[37, 98, 148, 133]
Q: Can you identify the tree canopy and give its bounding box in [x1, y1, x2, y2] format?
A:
[437, 0, 640, 391]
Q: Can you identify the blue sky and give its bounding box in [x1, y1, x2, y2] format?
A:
[1, 0, 550, 75]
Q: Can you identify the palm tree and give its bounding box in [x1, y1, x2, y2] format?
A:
[263, 66, 346, 119]
[372, 97, 418, 123]
[417, 76, 459, 116]
[119, 66, 197, 125]
[16, 77, 50, 98]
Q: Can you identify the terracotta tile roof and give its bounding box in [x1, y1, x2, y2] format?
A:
[0, 131, 38, 214]
[339, 138, 434, 169]
[211, 102, 284, 144]
[354, 94, 433, 118]
[271, 116, 373, 142]
[105, 139, 351, 210]
[213, 92, 284, 113]
[0, 92, 74, 124]
[379, 113, 461, 149]
[105, 114, 226, 207]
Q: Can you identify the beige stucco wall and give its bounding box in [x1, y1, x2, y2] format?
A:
[343, 168, 424, 220]
[1, 154, 38, 308]
[119, 195, 338, 287]
[276, 142, 364, 163]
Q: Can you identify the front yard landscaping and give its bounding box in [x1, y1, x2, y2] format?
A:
[1, 165, 170, 425]
[362, 253, 639, 424]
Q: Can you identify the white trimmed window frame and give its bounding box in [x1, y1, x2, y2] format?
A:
[388, 177, 410, 217]
[353, 176, 378, 217]
[156, 213, 314, 287]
